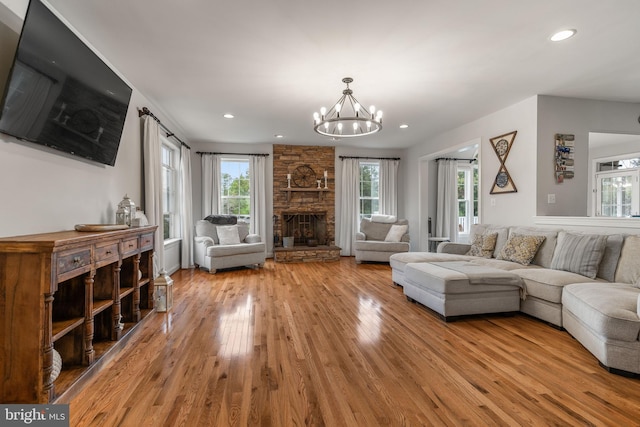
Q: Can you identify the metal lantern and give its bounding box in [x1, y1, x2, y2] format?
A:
[116, 194, 136, 226]
[115, 205, 129, 225]
[154, 270, 173, 312]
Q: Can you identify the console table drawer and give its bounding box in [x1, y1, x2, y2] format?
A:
[139, 233, 154, 251]
[122, 238, 138, 256]
[57, 249, 91, 277]
[95, 242, 119, 264]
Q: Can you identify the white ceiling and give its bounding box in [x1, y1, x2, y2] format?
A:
[43, 0, 640, 149]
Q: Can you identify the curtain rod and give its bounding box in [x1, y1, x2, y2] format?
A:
[196, 151, 270, 157]
[435, 157, 477, 163]
[339, 155, 401, 161]
[138, 107, 191, 150]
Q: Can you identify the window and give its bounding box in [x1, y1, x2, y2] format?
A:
[457, 163, 478, 238]
[594, 156, 640, 217]
[595, 169, 639, 217]
[221, 159, 250, 222]
[161, 141, 179, 240]
[359, 162, 380, 220]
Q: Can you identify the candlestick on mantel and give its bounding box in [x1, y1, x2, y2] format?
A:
[287, 173, 291, 188]
[323, 170, 328, 189]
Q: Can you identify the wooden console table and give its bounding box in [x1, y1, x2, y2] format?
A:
[0, 226, 157, 403]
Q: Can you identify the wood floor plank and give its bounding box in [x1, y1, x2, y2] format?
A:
[68, 259, 640, 426]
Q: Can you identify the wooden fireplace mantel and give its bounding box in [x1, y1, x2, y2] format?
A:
[282, 188, 332, 202]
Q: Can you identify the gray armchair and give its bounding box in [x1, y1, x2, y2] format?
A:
[194, 215, 266, 274]
[354, 217, 410, 263]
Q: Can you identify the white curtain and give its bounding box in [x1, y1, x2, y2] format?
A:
[180, 145, 194, 269]
[435, 159, 459, 242]
[339, 158, 360, 256]
[201, 153, 221, 217]
[380, 159, 400, 216]
[250, 155, 267, 243]
[142, 116, 164, 276]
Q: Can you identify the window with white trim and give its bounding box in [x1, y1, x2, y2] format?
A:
[220, 158, 251, 222]
[359, 162, 380, 220]
[457, 163, 478, 238]
[161, 141, 179, 240]
[594, 156, 640, 217]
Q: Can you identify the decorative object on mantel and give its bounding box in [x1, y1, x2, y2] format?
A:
[324, 170, 328, 189]
[154, 269, 173, 312]
[313, 77, 383, 138]
[75, 224, 129, 231]
[132, 208, 150, 227]
[554, 133, 575, 183]
[489, 130, 518, 194]
[116, 194, 137, 226]
[292, 164, 316, 187]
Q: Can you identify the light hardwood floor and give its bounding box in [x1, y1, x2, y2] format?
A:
[69, 259, 640, 426]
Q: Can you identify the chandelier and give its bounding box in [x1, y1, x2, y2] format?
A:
[313, 77, 382, 138]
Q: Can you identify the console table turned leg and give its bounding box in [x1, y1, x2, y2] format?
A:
[133, 254, 141, 322]
[112, 262, 123, 340]
[43, 292, 55, 402]
[84, 274, 95, 365]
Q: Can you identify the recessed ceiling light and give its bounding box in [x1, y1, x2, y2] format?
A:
[274, 134, 284, 138]
[223, 113, 234, 119]
[399, 124, 409, 129]
[550, 29, 577, 42]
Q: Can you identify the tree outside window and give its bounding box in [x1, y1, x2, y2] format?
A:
[221, 159, 250, 222]
[360, 162, 380, 220]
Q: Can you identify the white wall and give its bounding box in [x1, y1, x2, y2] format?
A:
[536, 96, 640, 216]
[403, 96, 538, 249]
[0, 0, 185, 239]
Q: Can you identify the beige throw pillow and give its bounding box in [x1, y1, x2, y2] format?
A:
[614, 235, 640, 286]
[497, 233, 546, 265]
[466, 233, 498, 258]
[550, 232, 607, 279]
[384, 224, 408, 242]
[217, 225, 241, 245]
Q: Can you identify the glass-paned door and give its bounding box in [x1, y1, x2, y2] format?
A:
[595, 169, 639, 217]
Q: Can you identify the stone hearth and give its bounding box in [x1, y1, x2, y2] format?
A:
[273, 245, 341, 263]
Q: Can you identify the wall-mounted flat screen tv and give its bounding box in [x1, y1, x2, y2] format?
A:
[0, 0, 132, 166]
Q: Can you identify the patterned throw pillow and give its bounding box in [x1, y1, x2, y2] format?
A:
[497, 233, 546, 265]
[550, 232, 608, 279]
[466, 233, 498, 258]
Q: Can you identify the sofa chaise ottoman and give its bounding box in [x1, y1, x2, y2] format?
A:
[403, 261, 524, 321]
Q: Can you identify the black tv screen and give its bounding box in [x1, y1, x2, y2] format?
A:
[0, 0, 132, 166]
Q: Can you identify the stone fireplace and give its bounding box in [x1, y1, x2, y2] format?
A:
[272, 145, 340, 262]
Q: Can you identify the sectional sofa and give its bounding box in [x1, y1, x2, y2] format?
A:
[389, 224, 640, 376]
